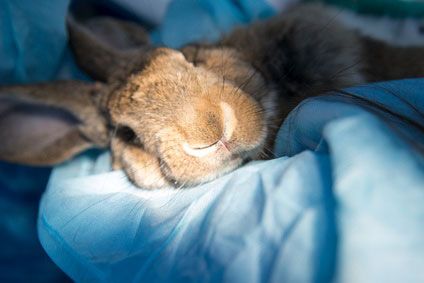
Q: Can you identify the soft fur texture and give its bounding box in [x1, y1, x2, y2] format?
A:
[0, 4, 423, 189]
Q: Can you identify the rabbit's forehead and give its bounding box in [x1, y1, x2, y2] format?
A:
[128, 53, 222, 100]
[107, 47, 266, 141]
[108, 55, 222, 126]
[124, 46, 259, 105]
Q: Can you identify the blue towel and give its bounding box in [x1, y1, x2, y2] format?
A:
[38, 79, 424, 283]
[151, 0, 275, 47]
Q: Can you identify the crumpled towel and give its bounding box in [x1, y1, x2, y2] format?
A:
[0, 0, 85, 84]
[151, 0, 277, 47]
[38, 79, 424, 283]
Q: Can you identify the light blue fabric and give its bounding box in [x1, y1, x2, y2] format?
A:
[151, 0, 275, 47]
[38, 79, 424, 282]
[276, 80, 424, 283]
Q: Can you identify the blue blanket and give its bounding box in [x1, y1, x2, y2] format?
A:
[38, 79, 424, 283]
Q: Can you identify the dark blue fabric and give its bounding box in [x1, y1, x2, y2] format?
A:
[0, 0, 77, 281]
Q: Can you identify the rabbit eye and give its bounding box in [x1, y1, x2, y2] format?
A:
[117, 126, 143, 146]
[183, 139, 221, 158]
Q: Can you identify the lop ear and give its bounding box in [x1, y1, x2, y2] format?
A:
[67, 15, 151, 82]
[0, 81, 109, 166]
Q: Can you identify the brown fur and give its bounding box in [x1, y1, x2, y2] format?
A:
[0, 4, 423, 189]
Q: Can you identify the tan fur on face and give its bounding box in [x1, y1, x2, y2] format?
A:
[108, 48, 268, 187]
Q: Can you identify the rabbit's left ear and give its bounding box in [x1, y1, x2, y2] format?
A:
[67, 15, 151, 82]
[0, 81, 109, 165]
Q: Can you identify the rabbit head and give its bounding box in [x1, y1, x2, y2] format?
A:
[0, 16, 277, 189]
[107, 46, 276, 188]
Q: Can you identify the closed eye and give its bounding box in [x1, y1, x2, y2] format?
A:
[183, 140, 221, 157]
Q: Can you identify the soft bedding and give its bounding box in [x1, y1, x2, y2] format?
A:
[38, 79, 424, 283]
[0, 0, 423, 282]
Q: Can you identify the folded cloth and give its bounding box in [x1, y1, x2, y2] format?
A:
[0, 0, 85, 84]
[317, 0, 424, 18]
[38, 79, 424, 283]
[107, 0, 173, 25]
[151, 0, 276, 47]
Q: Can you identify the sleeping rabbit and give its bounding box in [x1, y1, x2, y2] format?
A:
[0, 4, 423, 189]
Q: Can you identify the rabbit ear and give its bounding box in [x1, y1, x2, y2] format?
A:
[0, 81, 109, 165]
[67, 15, 151, 82]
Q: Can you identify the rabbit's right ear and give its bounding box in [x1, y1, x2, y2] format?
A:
[0, 81, 109, 165]
[67, 16, 151, 82]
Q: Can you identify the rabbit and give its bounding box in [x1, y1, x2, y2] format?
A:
[0, 4, 423, 189]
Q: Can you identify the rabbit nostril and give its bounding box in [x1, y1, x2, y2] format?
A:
[183, 136, 234, 157]
[192, 139, 220, 150]
[183, 139, 221, 157]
